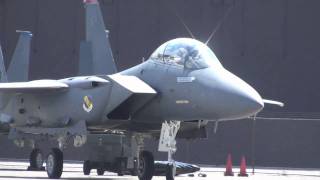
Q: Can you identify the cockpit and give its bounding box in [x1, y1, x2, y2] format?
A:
[149, 38, 222, 70]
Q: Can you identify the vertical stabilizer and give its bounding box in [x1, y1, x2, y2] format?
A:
[7, 31, 32, 82]
[0, 44, 7, 82]
[0, 41, 8, 111]
[82, 0, 117, 75]
[78, 41, 93, 76]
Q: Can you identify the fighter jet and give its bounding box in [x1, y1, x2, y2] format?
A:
[0, 1, 282, 180]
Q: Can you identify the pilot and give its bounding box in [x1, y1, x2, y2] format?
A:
[175, 47, 188, 66]
[184, 47, 200, 69]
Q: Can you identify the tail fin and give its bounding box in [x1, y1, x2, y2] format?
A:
[79, 41, 93, 76]
[80, 0, 117, 75]
[0, 41, 9, 110]
[0, 43, 7, 82]
[7, 31, 32, 82]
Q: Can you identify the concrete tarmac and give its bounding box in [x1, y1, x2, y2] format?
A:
[0, 159, 320, 180]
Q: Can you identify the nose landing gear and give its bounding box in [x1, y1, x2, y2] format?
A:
[166, 163, 176, 180]
[158, 121, 181, 180]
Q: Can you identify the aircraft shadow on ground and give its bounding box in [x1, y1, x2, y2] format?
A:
[0, 169, 89, 173]
[0, 176, 132, 180]
[0, 169, 133, 179]
[0, 168, 27, 171]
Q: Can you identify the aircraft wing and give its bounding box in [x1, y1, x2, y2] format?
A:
[0, 80, 68, 93]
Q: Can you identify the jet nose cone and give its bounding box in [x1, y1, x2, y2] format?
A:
[219, 70, 264, 120]
[190, 67, 264, 121]
[239, 84, 264, 115]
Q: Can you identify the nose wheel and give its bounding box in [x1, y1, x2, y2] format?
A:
[166, 163, 176, 180]
[46, 148, 63, 179]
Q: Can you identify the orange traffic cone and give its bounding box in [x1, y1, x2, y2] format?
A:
[238, 156, 248, 177]
[224, 154, 234, 176]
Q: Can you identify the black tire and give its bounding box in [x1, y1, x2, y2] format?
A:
[138, 151, 154, 180]
[130, 169, 138, 176]
[97, 168, 104, 176]
[83, 160, 91, 175]
[30, 149, 43, 169]
[117, 158, 124, 176]
[166, 164, 174, 180]
[130, 158, 138, 176]
[46, 148, 63, 179]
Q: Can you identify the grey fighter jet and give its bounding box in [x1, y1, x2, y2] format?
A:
[0, 1, 282, 180]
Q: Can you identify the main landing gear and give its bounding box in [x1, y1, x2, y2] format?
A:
[138, 151, 154, 180]
[46, 148, 63, 179]
[27, 148, 45, 171]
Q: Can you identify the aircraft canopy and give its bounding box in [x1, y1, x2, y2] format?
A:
[150, 38, 222, 70]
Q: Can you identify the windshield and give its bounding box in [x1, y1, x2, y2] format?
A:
[150, 38, 222, 69]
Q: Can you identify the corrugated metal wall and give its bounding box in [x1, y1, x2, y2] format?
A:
[1, 0, 320, 167]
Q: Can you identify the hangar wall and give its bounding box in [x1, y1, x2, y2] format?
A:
[1, 0, 320, 168]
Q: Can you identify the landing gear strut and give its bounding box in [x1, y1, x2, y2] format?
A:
[158, 121, 181, 180]
[46, 148, 63, 179]
[27, 149, 45, 171]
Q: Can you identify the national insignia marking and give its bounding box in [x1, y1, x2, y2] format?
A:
[83, 95, 93, 113]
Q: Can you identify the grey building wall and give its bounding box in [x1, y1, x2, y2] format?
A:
[0, 0, 320, 168]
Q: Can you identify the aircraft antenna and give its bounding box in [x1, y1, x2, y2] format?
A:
[251, 113, 257, 174]
[165, 2, 196, 39]
[173, 10, 196, 39]
[205, 4, 234, 45]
